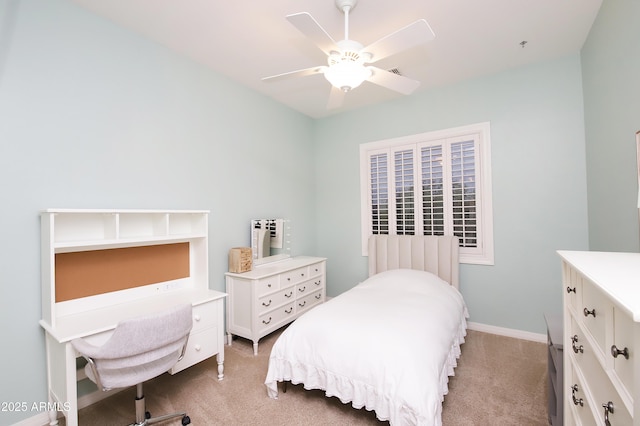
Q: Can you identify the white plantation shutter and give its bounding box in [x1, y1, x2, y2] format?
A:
[369, 152, 389, 235]
[420, 144, 445, 236]
[394, 149, 416, 235]
[450, 140, 478, 248]
[360, 122, 494, 265]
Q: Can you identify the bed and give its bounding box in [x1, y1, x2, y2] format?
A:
[264, 235, 468, 426]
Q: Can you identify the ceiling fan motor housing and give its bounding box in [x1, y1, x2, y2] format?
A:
[335, 0, 358, 12]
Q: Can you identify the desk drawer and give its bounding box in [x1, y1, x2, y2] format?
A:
[170, 327, 219, 374]
[192, 301, 218, 332]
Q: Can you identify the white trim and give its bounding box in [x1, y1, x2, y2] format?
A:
[467, 321, 547, 343]
[359, 122, 494, 265]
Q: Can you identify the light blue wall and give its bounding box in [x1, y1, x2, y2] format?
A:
[314, 54, 590, 334]
[2, 0, 634, 423]
[0, 1, 315, 424]
[581, 0, 640, 252]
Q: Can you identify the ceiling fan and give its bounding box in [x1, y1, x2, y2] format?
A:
[262, 0, 435, 109]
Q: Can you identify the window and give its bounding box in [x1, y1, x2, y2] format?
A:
[360, 122, 494, 265]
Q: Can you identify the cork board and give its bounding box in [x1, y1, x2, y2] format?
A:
[55, 243, 190, 302]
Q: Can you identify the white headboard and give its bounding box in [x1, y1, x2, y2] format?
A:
[368, 235, 460, 289]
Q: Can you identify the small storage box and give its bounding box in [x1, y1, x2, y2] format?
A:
[228, 247, 252, 273]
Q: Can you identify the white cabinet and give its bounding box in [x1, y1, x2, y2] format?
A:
[559, 251, 640, 426]
[225, 256, 326, 355]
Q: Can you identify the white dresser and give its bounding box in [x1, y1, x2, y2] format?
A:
[559, 250, 640, 425]
[225, 256, 326, 355]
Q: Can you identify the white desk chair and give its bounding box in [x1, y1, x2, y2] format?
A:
[72, 304, 193, 425]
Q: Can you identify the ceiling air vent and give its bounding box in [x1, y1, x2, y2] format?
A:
[387, 68, 402, 76]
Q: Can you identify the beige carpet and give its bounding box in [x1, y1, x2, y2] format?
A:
[70, 328, 548, 425]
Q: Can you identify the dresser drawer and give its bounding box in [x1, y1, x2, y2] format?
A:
[296, 289, 323, 313]
[568, 372, 597, 426]
[572, 316, 633, 425]
[308, 262, 325, 278]
[170, 327, 219, 374]
[256, 276, 279, 297]
[612, 305, 634, 398]
[563, 261, 583, 311]
[258, 302, 295, 332]
[257, 287, 294, 315]
[281, 266, 310, 287]
[581, 279, 609, 355]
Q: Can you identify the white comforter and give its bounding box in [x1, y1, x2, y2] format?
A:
[264, 269, 468, 426]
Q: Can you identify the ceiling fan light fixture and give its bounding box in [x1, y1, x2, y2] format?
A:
[324, 61, 371, 92]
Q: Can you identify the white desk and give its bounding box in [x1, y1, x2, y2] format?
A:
[40, 288, 226, 426]
[39, 209, 224, 426]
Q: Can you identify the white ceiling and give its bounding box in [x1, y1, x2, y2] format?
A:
[70, 0, 602, 119]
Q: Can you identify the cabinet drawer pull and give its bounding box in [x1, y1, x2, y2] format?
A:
[298, 286, 306, 293]
[262, 299, 272, 307]
[603, 401, 614, 426]
[285, 308, 293, 314]
[571, 335, 584, 354]
[298, 301, 306, 308]
[285, 292, 293, 298]
[314, 280, 321, 286]
[566, 286, 576, 293]
[262, 317, 272, 325]
[611, 344, 629, 359]
[583, 307, 596, 317]
[315, 294, 321, 300]
[571, 384, 584, 406]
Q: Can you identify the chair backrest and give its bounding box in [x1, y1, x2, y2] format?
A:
[72, 303, 193, 390]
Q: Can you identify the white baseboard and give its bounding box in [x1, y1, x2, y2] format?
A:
[467, 321, 547, 343]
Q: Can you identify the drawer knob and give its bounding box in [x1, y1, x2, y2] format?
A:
[194, 315, 201, 322]
[571, 384, 584, 406]
[602, 401, 614, 426]
[571, 335, 584, 354]
[195, 344, 201, 352]
[262, 299, 272, 307]
[583, 307, 596, 317]
[566, 286, 576, 294]
[611, 344, 629, 360]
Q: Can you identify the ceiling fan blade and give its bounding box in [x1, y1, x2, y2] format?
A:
[327, 86, 345, 109]
[286, 12, 337, 56]
[262, 66, 326, 82]
[362, 19, 435, 64]
[367, 66, 421, 95]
